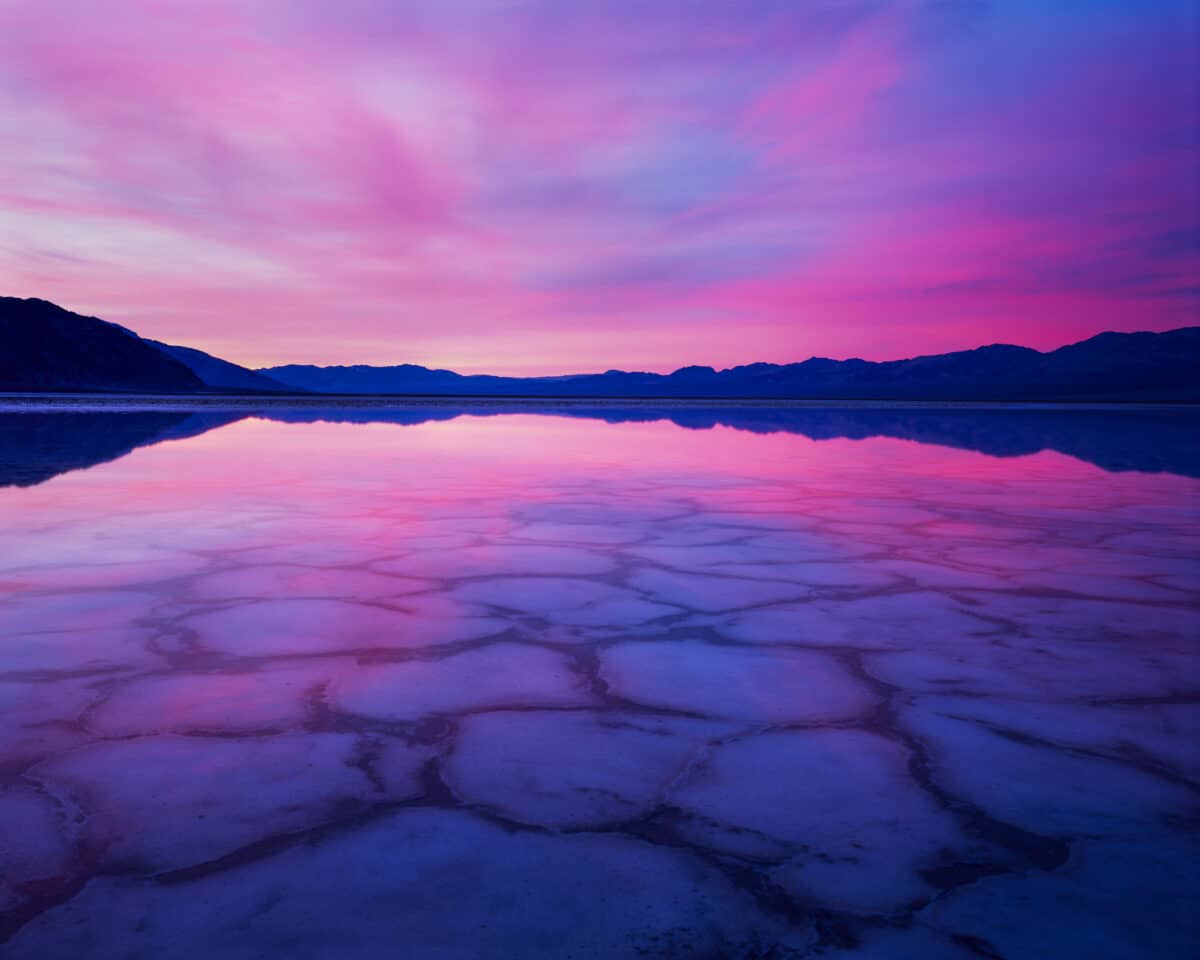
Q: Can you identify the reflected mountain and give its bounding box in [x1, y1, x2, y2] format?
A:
[550, 404, 1200, 476]
[1, 402, 1197, 487]
[0, 410, 246, 487]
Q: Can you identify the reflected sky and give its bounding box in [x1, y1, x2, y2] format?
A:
[0, 408, 1197, 957]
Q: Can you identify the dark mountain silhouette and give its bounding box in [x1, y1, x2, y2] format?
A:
[2, 401, 1196, 487]
[260, 328, 1200, 401]
[2, 294, 1196, 400]
[0, 297, 203, 393]
[145, 340, 291, 392]
[0, 297, 289, 393]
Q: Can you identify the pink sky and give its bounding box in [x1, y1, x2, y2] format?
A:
[1, 0, 1196, 374]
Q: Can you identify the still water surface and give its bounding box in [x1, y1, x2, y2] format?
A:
[0, 401, 1196, 958]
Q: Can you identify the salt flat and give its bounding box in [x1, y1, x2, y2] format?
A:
[0, 404, 1196, 958]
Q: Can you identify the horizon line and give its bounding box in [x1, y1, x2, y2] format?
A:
[249, 325, 1198, 378]
[5, 295, 1197, 379]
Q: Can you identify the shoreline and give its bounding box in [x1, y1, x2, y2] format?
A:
[2, 393, 1198, 412]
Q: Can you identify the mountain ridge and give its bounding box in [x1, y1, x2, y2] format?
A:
[146, 340, 292, 392]
[258, 328, 1200, 401]
[1, 295, 1196, 400]
[0, 297, 289, 393]
[0, 296, 203, 393]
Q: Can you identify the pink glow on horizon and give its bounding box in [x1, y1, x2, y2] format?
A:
[0, 0, 1196, 374]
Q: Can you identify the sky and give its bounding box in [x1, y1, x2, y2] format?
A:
[0, 0, 1196, 374]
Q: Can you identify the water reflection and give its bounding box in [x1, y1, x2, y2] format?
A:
[1, 400, 1198, 487]
[0, 410, 241, 487]
[0, 410, 1196, 958]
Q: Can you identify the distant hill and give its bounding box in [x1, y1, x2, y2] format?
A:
[261, 328, 1200, 401]
[260, 363, 480, 394]
[145, 340, 290, 392]
[0, 297, 203, 393]
[1, 294, 1196, 400]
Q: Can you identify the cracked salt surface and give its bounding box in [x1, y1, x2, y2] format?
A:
[0, 409, 1196, 958]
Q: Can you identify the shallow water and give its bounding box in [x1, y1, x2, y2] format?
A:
[0, 401, 1197, 958]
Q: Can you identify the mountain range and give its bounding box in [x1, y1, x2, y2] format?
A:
[2, 295, 1197, 401]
